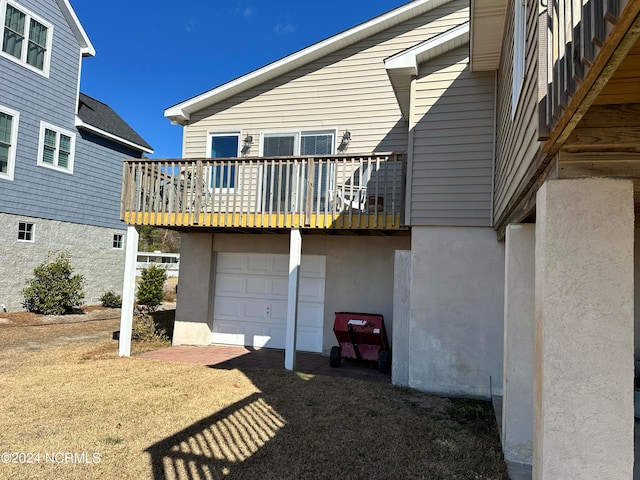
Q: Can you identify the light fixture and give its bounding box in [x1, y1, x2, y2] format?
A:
[241, 134, 253, 155]
[338, 130, 351, 152]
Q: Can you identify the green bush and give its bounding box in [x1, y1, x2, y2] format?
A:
[132, 312, 168, 342]
[22, 252, 85, 315]
[100, 290, 122, 308]
[136, 265, 167, 307]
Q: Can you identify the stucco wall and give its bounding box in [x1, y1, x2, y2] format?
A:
[174, 232, 410, 353]
[0, 213, 126, 311]
[407, 226, 505, 398]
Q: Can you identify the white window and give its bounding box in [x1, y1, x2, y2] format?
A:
[512, 0, 526, 115]
[261, 130, 335, 156]
[37, 122, 75, 174]
[207, 132, 240, 190]
[18, 221, 34, 242]
[0, 104, 18, 180]
[113, 233, 124, 249]
[1, 1, 52, 76]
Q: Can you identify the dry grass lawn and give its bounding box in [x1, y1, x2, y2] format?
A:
[0, 319, 508, 480]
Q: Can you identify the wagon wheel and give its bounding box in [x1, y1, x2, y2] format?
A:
[330, 346, 341, 368]
[378, 350, 389, 373]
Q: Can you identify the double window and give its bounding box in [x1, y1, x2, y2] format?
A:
[37, 122, 75, 173]
[1, 1, 52, 75]
[0, 104, 18, 180]
[262, 131, 335, 157]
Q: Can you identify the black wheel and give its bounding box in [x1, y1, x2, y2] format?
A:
[330, 346, 341, 368]
[378, 350, 389, 373]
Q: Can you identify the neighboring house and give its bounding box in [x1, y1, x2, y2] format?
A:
[0, 0, 152, 311]
[120, 0, 503, 398]
[470, 0, 640, 476]
[136, 251, 180, 277]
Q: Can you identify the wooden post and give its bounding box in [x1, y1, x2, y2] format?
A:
[305, 157, 314, 227]
[193, 160, 203, 225]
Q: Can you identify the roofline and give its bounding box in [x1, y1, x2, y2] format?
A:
[164, 0, 452, 124]
[56, 0, 95, 57]
[75, 116, 154, 154]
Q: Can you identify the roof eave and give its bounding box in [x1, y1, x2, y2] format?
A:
[469, 0, 508, 71]
[385, 22, 470, 120]
[75, 116, 154, 154]
[56, 0, 95, 57]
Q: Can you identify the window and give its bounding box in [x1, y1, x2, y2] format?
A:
[18, 221, 34, 241]
[207, 132, 240, 189]
[37, 122, 75, 173]
[1, 2, 52, 75]
[113, 234, 124, 249]
[261, 130, 335, 156]
[512, 0, 526, 115]
[0, 104, 18, 180]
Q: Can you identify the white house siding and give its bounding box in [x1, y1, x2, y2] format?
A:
[493, 0, 542, 227]
[172, 232, 410, 353]
[411, 46, 496, 226]
[182, 0, 470, 158]
[0, 213, 126, 311]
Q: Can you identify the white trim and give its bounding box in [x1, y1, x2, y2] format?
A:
[54, 0, 94, 57]
[258, 129, 337, 156]
[36, 121, 76, 174]
[385, 22, 470, 120]
[0, 104, 19, 181]
[17, 221, 34, 242]
[206, 131, 241, 192]
[164, 0, 453, 124]
[0, 0, 54, 77]
[74, 116, 154, 154]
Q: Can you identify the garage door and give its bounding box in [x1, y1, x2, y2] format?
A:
[212, 253, 326, 352]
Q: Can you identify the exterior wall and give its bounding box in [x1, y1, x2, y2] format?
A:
[209, 233, 410, 354]
[411, 46, 495, 226]
[407, 226, 505, 398]
[0, 0, 138, 230]
[493, 0, 542, 226]
[0, 213, 126, 311]
[173, 233, 215, 346]
[392, 250, 411, 387]
[184, 0, 470, 158]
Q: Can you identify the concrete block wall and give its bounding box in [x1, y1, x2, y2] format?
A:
[0, 213, 126, 311]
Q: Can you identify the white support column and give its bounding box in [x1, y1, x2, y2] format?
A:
[285, 228, 302, 371]
[119, 226, 138, 357]
[534, 178, 634, 480]
[502, 224, 535, 465]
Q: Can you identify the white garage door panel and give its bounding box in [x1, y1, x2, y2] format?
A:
[213, 253, 325, 352]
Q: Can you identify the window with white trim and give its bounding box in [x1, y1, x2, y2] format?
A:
[37, 122, 75, 173]
[17, 221, 34, 242]
[0, 104, 18, 180]
[512, 0, 526, 115]
[261, 130, 335, 156]
[207, 132, 240, 190]
[113, 233, 124, 249]
[1, 1, 52, 75]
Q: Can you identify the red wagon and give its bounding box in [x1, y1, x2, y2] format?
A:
[330, 312, 390, 373]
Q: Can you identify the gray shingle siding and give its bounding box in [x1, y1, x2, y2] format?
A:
[0, 0, 147, 230]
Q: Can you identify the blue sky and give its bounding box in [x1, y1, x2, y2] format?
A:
[72, 1, 410, 158]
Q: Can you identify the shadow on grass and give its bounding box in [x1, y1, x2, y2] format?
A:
[145, 369, 509, 480]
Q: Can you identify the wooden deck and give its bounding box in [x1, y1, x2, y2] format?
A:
[121, 154, 406, 231]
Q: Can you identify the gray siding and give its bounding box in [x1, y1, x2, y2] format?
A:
[410, 46, 496, 226]
[0, 0, 136, 230]
[493, 0, 542, 226]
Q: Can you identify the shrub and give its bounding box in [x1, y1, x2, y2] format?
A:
[132, 312, 168, 342]
[136, 265, 167, 307]
[100, 290, 122, 308]
[22, 252, 85, 315]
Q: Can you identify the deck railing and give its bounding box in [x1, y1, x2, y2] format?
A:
[541, 0, 629, 135]
[121, 154, 406, 230]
